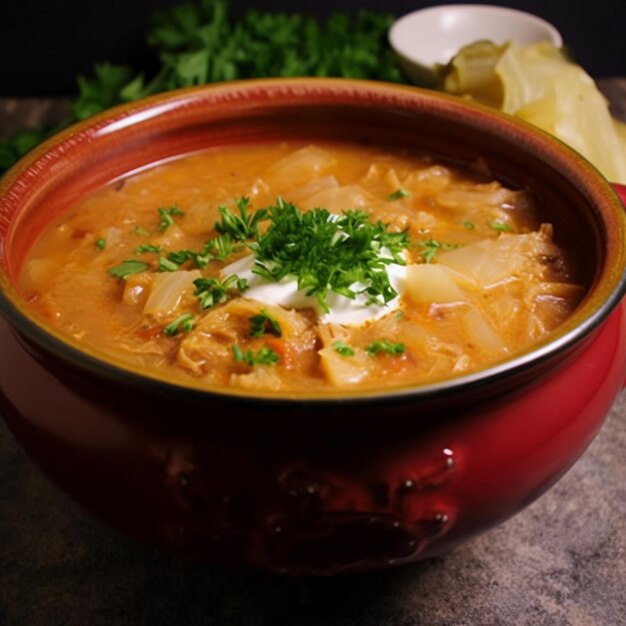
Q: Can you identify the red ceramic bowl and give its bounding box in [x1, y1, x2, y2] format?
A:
[1, 79, 626, 574]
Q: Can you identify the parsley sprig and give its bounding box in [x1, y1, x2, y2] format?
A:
[387, 188, 410, 201]
[0, 1, 406, 174]
[163, 313, 195, 336]
[158, 205, 185, 232]
[418, 239, 461, 263]
[216, 197, 268, 242]
[159, 201, 261, 271]
[250, 198, 410, 312]
[135, 243, 162, 254]
[332, 339, 405, 357]
[249, 309, 282, 338]
[108, 259, 150, 279]
[233, 344, 280, 367]
[366, 339, 406, 356]
[332, 340, 355, 356]
[194, 274, 248, 309]
[108, 197, 410, 316]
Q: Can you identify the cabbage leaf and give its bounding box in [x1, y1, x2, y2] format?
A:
[439, 41, 626, 183]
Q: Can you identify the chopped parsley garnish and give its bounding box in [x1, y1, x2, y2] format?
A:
[167, 249, 207, 268]
[332, 340, 355, 356]
[108, 259, 150, 279]
[158, 256, 180, 272]
[418, 239, 461, 263]
[157, 205, 185, 232]
[387, 188, 410, 201]
[463, 221, 475, 230]
[204, 233, 237, 261]
[166, 249, 194, 265]
[249, 309, 282, 338]
[135, 243, 162, 254]
[163, 313, 195, 336]
[233, 344, 280, 366]
[108, 197, 411, 316]
[194, 275, 248, 309]
[250, 198, 410, 312]
[133, 226, 152, 237]
[166, 234, 238, 270]
[216, 197, 269, 242]
[95, 238, 107, 250]
[366, 339, 406, 356]
[489, 221, 512, 232]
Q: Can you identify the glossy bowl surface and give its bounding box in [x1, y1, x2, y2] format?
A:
[1, 79, 625, 573]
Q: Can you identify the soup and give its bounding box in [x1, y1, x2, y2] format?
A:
[20, 141, 584, 394]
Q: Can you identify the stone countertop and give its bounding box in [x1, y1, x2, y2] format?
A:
[1, 82, 626, 626]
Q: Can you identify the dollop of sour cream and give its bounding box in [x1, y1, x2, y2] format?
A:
[221, 253, 407, 326]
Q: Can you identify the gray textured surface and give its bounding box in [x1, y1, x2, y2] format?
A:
[2, 85, 626, 625]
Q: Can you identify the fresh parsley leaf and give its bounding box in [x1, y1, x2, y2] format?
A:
[158, 256, 181, 272]
[133, 226, 152, 237]
[332, 340, 355, 356]
[148, 2, 404, 86]
[418, 239, 461, 263]
[463, 221, 475, 230]
[95, 238, 107, 250]
[135, 243, 162, 254]
[249, 309, 282, 338]
[0, 2, 407, 175]
[489, 221, 513, 232]
[366, 339, 406, 356]
[165, 234, 237, 270]
[158, 205, 185, 232]
[216, 197, 268, 242]
[163, 313, 195, 336]
[72, 63, 142, 121]
[167, 249, 201, 266]
[108, 259, 150, 279]
[233, 344, 280, 366]
[204, 233, 237, 261]
[387, 188, 410, 201]
[250, 199, 410, 312]
[194, 274, 248, 309]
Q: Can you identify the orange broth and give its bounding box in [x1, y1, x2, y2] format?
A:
[20, 141, 584, 393]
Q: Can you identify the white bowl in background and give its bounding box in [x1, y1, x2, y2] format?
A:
[389, 4, 563, 85]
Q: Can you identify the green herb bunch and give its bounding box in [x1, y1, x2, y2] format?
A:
[108, 197, 410, 315]
[250, 198, 409, 312]
[0, 0, 406, 172]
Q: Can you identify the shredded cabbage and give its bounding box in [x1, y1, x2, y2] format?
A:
[438, 41, 626, 183]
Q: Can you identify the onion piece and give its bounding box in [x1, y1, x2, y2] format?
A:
[285, 175, 339, 207]
[462, 308, 506, 355]
[268, 146, 337, 186]
[318, 324, 371, 386]
[405, 264, 467, 305]
[143, 270, 201, 320]
[437, 231, 564, 289]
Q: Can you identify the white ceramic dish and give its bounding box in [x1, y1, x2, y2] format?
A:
[389, 4, 563, 85]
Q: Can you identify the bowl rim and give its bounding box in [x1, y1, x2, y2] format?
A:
[1, 77, 625, 406]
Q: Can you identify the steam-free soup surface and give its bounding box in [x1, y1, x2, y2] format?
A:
[21, 142, 584, 394]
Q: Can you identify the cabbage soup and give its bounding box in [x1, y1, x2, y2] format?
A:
[20, 141, 585, 394]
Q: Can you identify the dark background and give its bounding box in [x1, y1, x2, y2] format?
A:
[2, 0, 624, 96]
